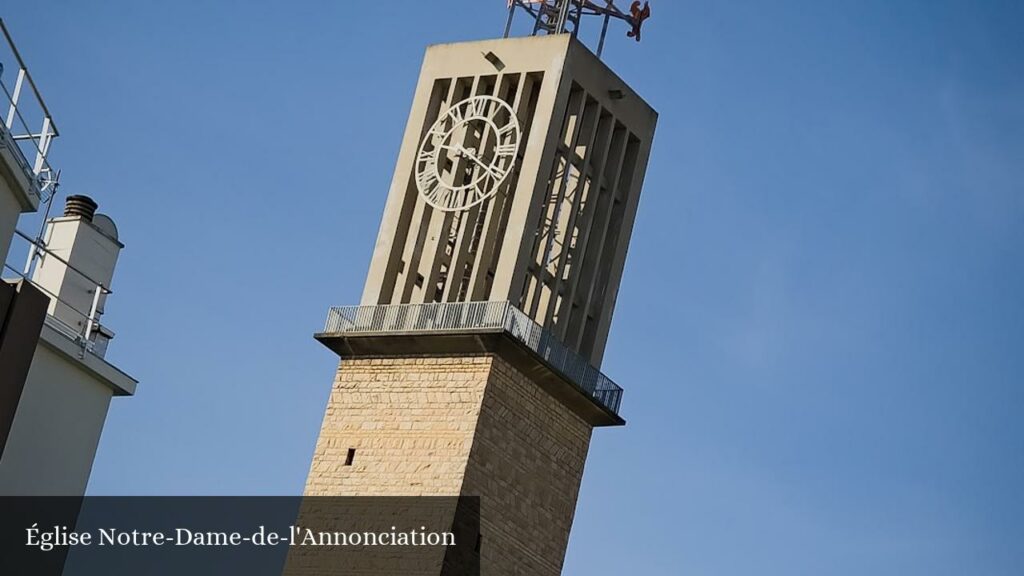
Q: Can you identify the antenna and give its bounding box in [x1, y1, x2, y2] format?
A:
[503, 0, 652, 58]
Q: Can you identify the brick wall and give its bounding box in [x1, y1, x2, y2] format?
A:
[464, 356, 593, 574]
[302, 353, 594, 575]
[304, 356, 492, 497]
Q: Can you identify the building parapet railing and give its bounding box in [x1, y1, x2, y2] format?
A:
[323, 301, 624, 415]
[0, 18, 60, 205]
[2, 229, 112, 359]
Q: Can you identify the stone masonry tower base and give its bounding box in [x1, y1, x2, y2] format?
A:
[304, 352, 596, 574]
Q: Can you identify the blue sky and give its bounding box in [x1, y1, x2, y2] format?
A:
[4, 1, 1023, 574]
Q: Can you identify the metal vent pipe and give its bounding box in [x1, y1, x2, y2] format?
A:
[64, 195, 98, 222]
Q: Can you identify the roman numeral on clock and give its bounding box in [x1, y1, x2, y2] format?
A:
[498, 123, 517, 138]
[418, 169, 439, 195]
[469, 98, 490, 117]
[495, 143, 518, 157]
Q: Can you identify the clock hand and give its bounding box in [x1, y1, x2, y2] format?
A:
[478, 161, 503, 180]
[439, 143, 480, 164]
[455, 145, 504, 179]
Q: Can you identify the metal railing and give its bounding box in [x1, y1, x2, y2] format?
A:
[0, 18, 60, 205]
[324, 301, 624, 414]
[2, 229, 112, 359]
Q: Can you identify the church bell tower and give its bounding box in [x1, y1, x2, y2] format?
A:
[302, 3, 656, 573]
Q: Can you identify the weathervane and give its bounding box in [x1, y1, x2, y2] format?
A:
[504, 0, 652, 58]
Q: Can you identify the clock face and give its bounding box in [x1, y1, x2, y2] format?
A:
[415, 95, 521, 212]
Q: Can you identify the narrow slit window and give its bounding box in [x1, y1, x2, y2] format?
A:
[344, 448, 356, 466]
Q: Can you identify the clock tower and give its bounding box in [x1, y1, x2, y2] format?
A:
[301, 4, 656, 573]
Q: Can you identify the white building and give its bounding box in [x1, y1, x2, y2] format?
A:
[0, 18, 136, 496]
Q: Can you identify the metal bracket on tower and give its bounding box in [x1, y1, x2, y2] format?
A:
[504, 0, 652, 58]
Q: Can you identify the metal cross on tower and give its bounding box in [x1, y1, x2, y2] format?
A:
[504, 0, 652, 58]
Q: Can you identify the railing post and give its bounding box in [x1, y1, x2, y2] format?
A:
[597, 13, 611, 58]
[504, 3, 516, 38]
[83, 284, 103, 347]
[21, 236, 38, 276]
[5, 67, 25, 129]
[33, 116, 53, 175]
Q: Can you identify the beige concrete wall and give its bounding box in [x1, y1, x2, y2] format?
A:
[0, 337, 114, 496]
[31, 216, 121, 330]
[1, 134, 40, 262]
[358, 35, 656, 368]
[359, 36, 572, 310]
[304, 354, 593, 575]
[0, 182, 21, 263]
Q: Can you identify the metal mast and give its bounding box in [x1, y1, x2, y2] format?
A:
[503, 0, 652, 58]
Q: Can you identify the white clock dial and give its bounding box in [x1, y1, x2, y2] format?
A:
[415, 95, 521, 212]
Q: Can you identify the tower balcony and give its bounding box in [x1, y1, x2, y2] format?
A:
[0, 19, 59, 214]
[316, 300, 625, 426]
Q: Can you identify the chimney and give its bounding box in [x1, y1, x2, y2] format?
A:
[30, 197, 123, 348]
[63, 195, 98, 222]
